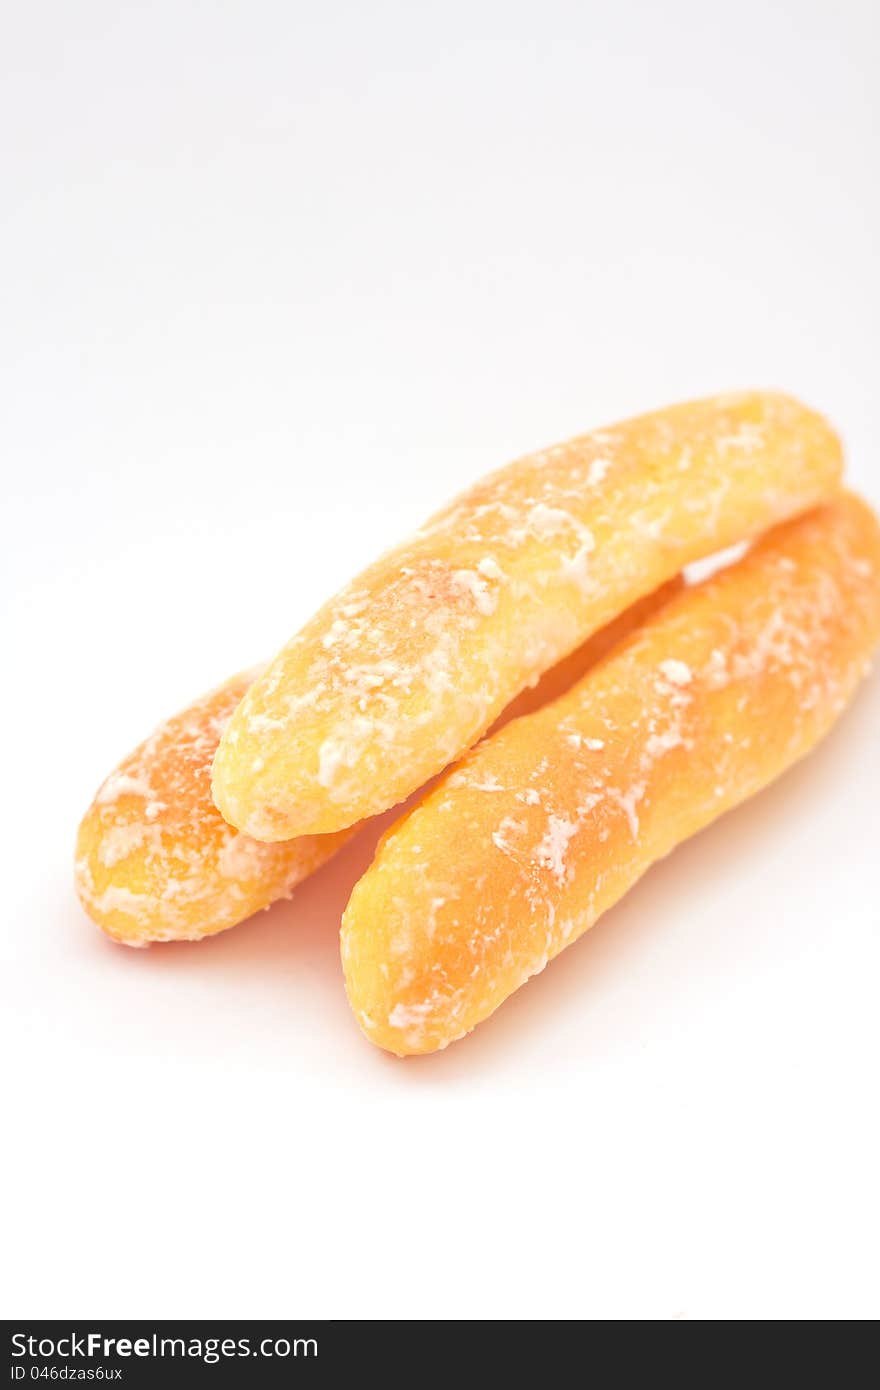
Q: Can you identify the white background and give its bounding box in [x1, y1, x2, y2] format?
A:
[2, 0, 878, 1321]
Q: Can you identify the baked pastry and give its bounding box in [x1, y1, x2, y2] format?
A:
[212, 392, 842, 841]
[75, 586, 681, 945]
[341, 494, 880, 1054]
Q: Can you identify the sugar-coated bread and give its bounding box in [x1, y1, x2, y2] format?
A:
[341, 494, 880, 1055]
[75, 671, 352, 946]
[213, 392, 843, 840]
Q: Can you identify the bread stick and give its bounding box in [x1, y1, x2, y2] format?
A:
[213, 392, 842, 840]
[75, 671, 353, 947]
[341, 494, 880, 1056]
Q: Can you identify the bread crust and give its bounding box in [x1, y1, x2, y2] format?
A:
[341, 495, 880, 1055]
[213, 392, 843, 840]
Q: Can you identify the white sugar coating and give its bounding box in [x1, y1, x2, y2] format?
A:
[525, 502, 580, 539]
[450, 568, 498, 616]
[476, 556, 505, 581]
[632, 510, 671, 542]
[566, 731, 603, 753]
[317, 737, 349, 788]
[321, 618, 350, 649]
[388, 1000, 434, 1029]
[658, 658, 693, 686]
[608, 781, 646, 839]
[560, 536, 596, 593]
[705, 648, 729, 685]
[644, 727, 684, 759]
[535, 815, 579, 882]
[491, 815, 527, 854]
[82, 885, 152, 941]
[717, 421, 766, 454]
[586, 457, 611, 486]
[96, 771, 154, 804]
[217, 833, 277, 881]
[450, 771, 505, 792]
[97, 821, 160, 868]
[316, 717, 374, 794]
